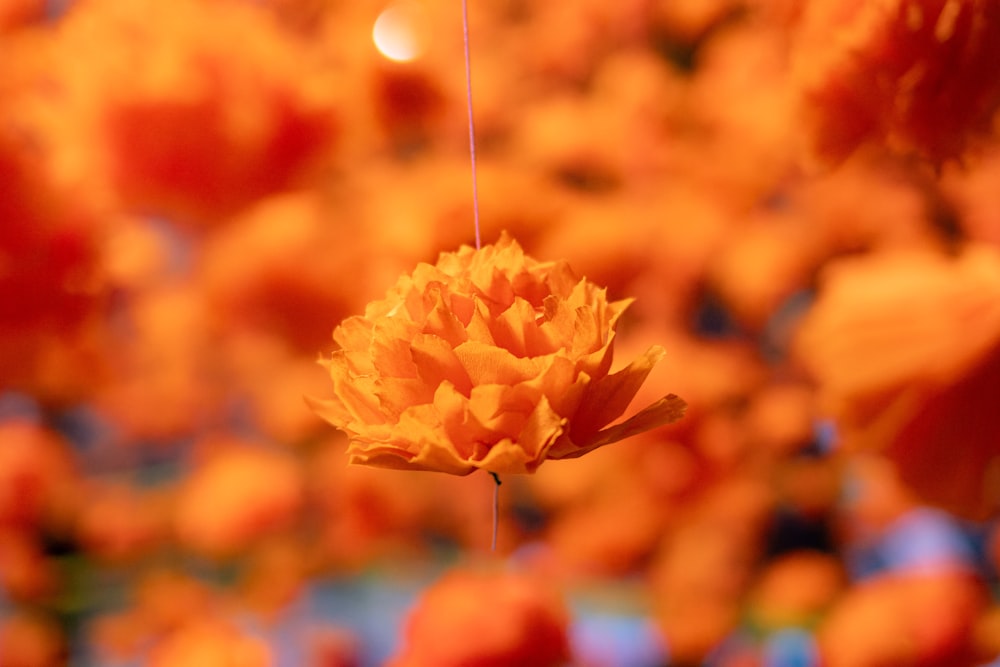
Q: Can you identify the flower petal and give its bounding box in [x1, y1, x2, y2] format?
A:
[332, 317, 375, 373]
[410, 333, 474, 396]
[475, 395, 567, 474]
[375, 377, 435, 419]
[433, 381, 494, 458]
[316, 353, 385, 424]
[454, 340, 544, 386]
[528, 353, 586, 419]
[570, 345, 667, 438]
[370, 317, 420, 379]
[489, 297, 544, 358]
[557, 393, 687, 460]
[423, 284, 469, 346]
[467, 384, 536, 436]
[349, 403, 473, 475]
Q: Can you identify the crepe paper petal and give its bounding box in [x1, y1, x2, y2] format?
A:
[410, 334, 474, 396]
[570, 345, 668, 439]
[454, 341, 545, 387]
[583, 394, 688, 452]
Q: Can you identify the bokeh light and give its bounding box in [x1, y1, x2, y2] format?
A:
[372, 2, 426, 62]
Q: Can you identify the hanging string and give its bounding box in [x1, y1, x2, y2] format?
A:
[461, 0, 482, 251]
[461, 0, 499, 552]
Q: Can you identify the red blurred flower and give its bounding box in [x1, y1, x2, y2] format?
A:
[0, 421, 79, 534]
[0, 530, 57, 602]
[388, 568, 571, 667]
[53, 0, 340, 224]
[0, 0, 44, 31]
[0, 119, 108, 403]
[794, 0, 1000, 163]
[0, 613, 66, 667]
[198, 193, 374, 354]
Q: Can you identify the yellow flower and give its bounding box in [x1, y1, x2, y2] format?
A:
[310, 234, 685, 475]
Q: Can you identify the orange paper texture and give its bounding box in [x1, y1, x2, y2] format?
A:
[310, 234, 686, 475]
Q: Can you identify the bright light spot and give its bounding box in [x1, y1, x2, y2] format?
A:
[373, 3, 426, 63]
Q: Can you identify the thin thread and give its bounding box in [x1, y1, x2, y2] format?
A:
[461, 0, 481, 250]
[490, 471, 501, 552]
[463, 0, 497, 553]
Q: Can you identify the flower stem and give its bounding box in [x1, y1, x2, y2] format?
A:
[490, 470, 501, 551]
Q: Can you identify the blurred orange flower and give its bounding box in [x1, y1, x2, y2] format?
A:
[0, 530, 56, 602]
[0, 613, 65, 667]
[94, 285, 223, 441]
[133, 569, 213, 637]
[794, 0, 1000, 163]
[817, 570, 985, 667]
[147, 618, 272, 667]
[796, 244, 1000, 517]
[0, 421, 79, 534]
[198, 192, 373, 354]
[174, 438, 304, 559]
[747, 551, 845, 631]
[75, 482, 169, 563]
[53, 0, 340, 224]
[310, 234, 685, 475]
[651, 478, 774, 664]
[388, 568, 571, 667]
[237, 537, 310, 619]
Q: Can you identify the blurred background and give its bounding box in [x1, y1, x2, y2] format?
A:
[3, 0, 1000, 665]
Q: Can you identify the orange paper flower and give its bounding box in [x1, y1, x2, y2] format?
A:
[310, 234, 685, 475]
